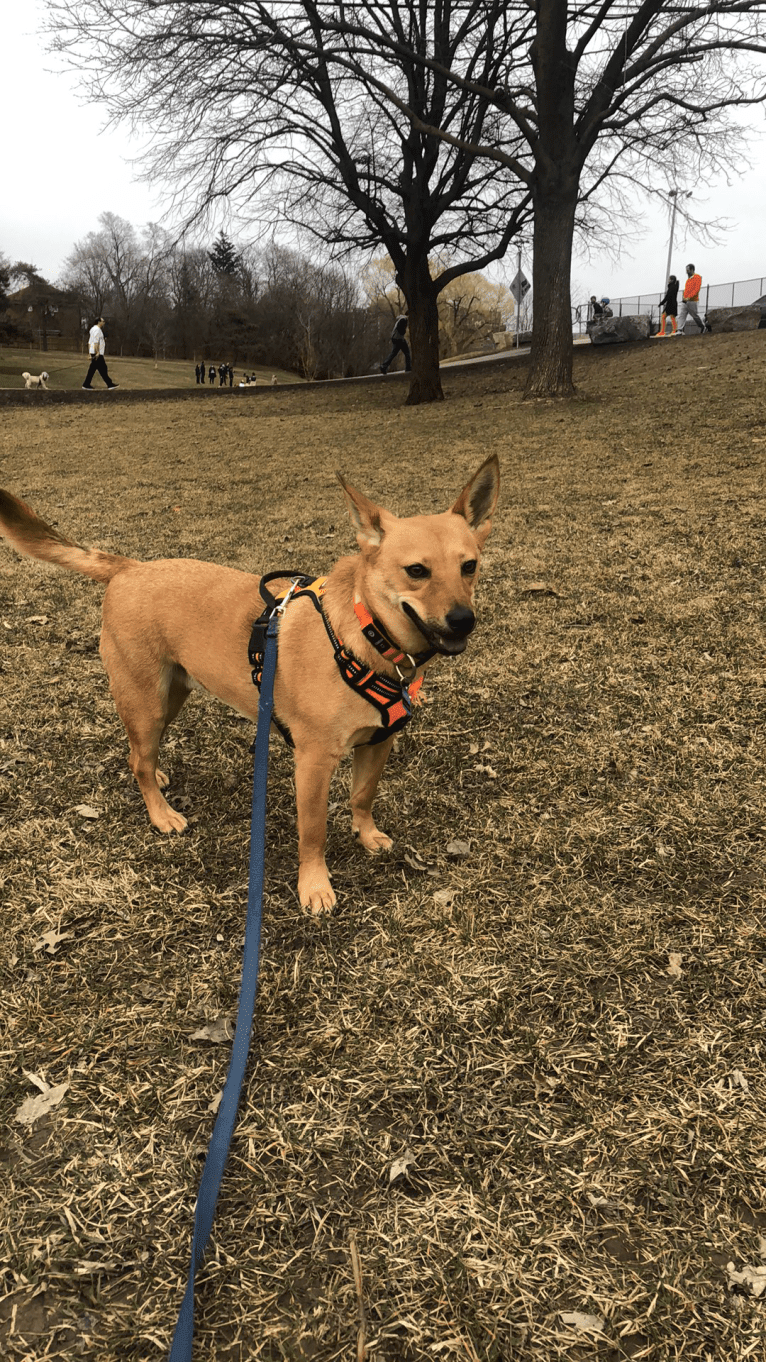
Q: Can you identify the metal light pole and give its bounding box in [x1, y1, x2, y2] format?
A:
[515, 241, 522, 348]
[664, 189, 692, 288]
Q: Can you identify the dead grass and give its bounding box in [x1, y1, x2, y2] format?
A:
[1, 332, 766, 1361]
[0, 347, 303, 391]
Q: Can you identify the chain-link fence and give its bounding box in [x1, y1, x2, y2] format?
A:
[573, 275, 766, 332]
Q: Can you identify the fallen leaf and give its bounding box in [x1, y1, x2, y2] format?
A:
[74, 1260, 117, 1275]
[403, 852, 430, 873]
[731, 1069, 749, 1092]
[433, 887, 457, 908]
[73, 804, 100, 820]
[22, 1069, 50, 1093]
[389, 1147, 417, 1184]
[26, 615, 49, 625]
[34, 929, 73, 955]
[475, 764, 498, 778]
[15, 1081, 70, 1127]
[667, 952, 684, 978]
[727, 1262, 766, 1297]
[207, 1090, 223, 1115]
[560, 1311, 605, 1334]
[524, 582, 563, 597]
[445, 839, 471, 859]
[189, 1018, 233, 1044]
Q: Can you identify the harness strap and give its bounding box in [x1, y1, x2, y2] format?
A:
[353, 596, 436, 669]
[248, 573, 425, 747]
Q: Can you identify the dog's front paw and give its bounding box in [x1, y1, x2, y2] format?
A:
[151, 803, 188, 833]
[355, 826, 393, 854]
[298, 868, 336, 915]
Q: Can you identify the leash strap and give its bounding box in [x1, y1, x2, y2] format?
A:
[168, 611, 278, 1362]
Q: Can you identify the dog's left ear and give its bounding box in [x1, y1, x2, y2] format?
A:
[450, 454, 500, 544]
[337, 472, 393, 549]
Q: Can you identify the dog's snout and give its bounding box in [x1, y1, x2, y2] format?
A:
[445, 605, 475, 638]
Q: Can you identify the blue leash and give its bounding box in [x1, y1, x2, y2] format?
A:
[168, 610, 278, 1362]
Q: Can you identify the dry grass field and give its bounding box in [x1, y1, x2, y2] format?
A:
[1, 332, 765, 1361]
[0, 349, 303, 392]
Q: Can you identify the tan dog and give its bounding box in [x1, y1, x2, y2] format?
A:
[22, 371, 49, 390]
[0, 457, 498, 912]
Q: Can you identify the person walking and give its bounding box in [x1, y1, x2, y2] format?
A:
[82, 318, 119, 390]
[200, 359, 206, 384]
[653, 275, 680, 337]
[380, 313, 411, 373]
[675, 264, 710, 336]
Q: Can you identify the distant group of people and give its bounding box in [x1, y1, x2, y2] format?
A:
[589, 263, 712, 338]
[589, 296, 613, 320]
[195, 362, 235, 386]
[653, 264, 711, 337]
[194, 363, 281, 387]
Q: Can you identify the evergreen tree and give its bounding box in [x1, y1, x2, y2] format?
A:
[208, 231, 240, 277]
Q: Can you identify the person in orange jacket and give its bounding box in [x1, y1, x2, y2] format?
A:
[675, 264, 711, 335]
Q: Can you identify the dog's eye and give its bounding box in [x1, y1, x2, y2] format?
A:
[461, 560, 478, 576]
[404, 563, 430, 580]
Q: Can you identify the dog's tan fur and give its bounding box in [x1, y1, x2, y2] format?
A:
[21, 371, 49, 390]
[0, 458, 499, 913]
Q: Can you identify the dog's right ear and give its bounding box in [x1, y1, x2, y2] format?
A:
[336, 472, 390, 548]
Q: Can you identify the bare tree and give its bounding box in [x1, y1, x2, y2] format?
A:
[319, 0, 766, 396]
[62, 212, 172, 351]
[48, 1, 532, 403]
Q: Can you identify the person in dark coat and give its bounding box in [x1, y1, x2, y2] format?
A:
[200, 360, 206, 383]
[228, 364, 234, 387]
[653, 275, 680, 337]
[589, 295, 604, 320]
[195, 364, 201, 383]
[209, 364, 216, 386]
[380, 314, 411, 373]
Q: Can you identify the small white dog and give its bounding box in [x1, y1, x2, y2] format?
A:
[22, 371, 50, 390]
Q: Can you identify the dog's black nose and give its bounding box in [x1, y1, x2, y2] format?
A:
[445, 605, 475, 638]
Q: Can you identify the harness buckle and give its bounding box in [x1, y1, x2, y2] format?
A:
[394, 653, 419, 683]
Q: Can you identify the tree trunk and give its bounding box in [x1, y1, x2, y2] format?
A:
[402, 255, 443, 405]
[524, 186, 578, 398]
[525, 0, 579, 400]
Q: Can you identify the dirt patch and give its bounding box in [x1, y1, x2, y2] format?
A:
[1, 331, 765, 1359]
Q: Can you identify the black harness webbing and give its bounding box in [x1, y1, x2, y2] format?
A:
[248, 573, 425, 747]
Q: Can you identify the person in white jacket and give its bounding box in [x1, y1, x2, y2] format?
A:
[82, 318, 119, 390]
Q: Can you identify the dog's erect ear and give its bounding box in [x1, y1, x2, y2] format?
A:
[337, 472, 391, 548]
[450, 454, 500, 541]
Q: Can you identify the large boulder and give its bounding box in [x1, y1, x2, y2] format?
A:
[705, 305, 761, 333]
[587, 314, 651, 345]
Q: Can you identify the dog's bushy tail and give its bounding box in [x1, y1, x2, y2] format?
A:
[0, 487, 138, 584]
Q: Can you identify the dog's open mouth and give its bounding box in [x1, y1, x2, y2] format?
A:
[401, 603, 473, 656]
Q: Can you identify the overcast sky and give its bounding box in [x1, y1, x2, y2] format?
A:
[3, 1, 766, 304]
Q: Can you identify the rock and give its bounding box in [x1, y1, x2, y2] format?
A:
[587, 314, 651, 345]
[705, 305, 761, 333]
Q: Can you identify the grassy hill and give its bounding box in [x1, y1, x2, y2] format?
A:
[1, 329, 765, 1360]
[0, 347, 305, 391]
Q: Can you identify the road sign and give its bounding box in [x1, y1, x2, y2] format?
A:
[510, 270, 531, 303]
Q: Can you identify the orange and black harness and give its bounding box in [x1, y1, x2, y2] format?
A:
[248, 572, 434, 747]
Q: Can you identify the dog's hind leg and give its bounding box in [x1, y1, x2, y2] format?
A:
[101, 637, 191, 832]
[350, 737, 394, 853]
[155, 665, 191, 788]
